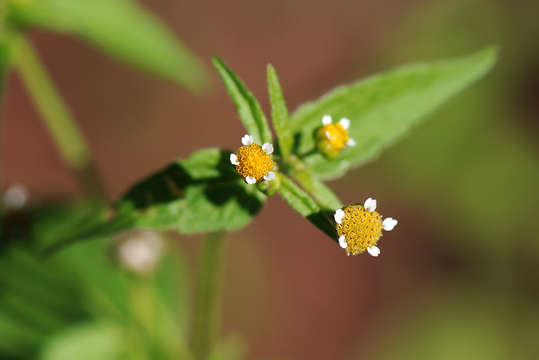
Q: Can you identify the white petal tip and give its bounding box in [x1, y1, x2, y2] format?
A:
[339, 118, 350, 129]
[334, 209, 345, 224]
[229, 153, 239, 165]
[264, 171, 276, 181]
[338, 235, 347, 249]
[241, 134, 254, 146]
[364, 197, 377, 211]
[347, 138, 356, 147]
[262, 143, 274, 155]
[367, 246, 380, 257]
[325, 131, 331, 140]
[245, 176, 257, 184]
[383, 218, 398, 231]
[322, 115, 332, 125]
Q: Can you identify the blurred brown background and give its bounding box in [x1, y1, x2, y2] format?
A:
[2, 0, 539, 359]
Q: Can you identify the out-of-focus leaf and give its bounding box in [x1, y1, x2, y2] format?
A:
[55, 238, 132, 321]
[8, 0, 207, 91]
[267, 64, 292, 160]
[277, 174, 337, 240]
[290, 46, 498, 179]
[40, 321, 124, 360]
[209, 336, 246, 360]
[0, 247, 88, 358]
[213, 57, 272, 144]
[0, 40, 10, 89]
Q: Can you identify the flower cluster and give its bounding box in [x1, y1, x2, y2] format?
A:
[315, 115, 356, 158]
[230, 134, 276, 184]
[334, 198, 397, 257]
[230, 116, 398, 258]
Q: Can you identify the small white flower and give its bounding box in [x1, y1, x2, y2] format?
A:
[245, 176, 257, 184]
[334, 208, 345, 224]
[322, 115, 332, 125]
[364, 197, 377, 211]
[347, 138, 356, 147]
[264, 171, 276, 181]
[241, 134, 254, 146]
[382, 217, 398, 231]
[339, 118, 350, 130]
[3, 184, 28, 210]
[338, 235, 348, 249]
[367, 245, 380, 257]
[262, 142, 274, 155]
[229, 153, 239, 165]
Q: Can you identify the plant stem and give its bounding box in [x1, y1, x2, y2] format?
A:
[13, 36, 106, 196]
[190, 231, 225, 360]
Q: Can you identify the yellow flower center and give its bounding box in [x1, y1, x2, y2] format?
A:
[315, 123, 350, 158]
[235, 143, 274, 180]
[337, 205, 383, 255]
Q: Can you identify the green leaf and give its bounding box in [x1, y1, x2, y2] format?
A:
[291, 46, 498, 179]
[0, 247, 89, 358]
[115, 148, 266, 234]
[267, 64, 292, 159]
[8, 0, 207, 91]
[276, 174, 337, 240]
[40, 321, 124, 360]
[213, 57, 272, 144]
[40, 149, 266, 252]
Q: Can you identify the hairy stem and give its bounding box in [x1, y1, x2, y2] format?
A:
[13, 36, 106, 196]
[190, 231, 225, 360]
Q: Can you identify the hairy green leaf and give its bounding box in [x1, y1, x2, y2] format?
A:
[267, 64, 292, 159]
[213, 57, 272, 144]
[8, 0, 207, 91]
[113, 148, 266, 234]
[40, 321, 124, 360]
[291, 46, 498, 179]
[277, 174, 337, 240]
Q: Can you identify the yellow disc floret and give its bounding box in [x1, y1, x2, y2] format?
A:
[337, 205, 383, 255]
[315, 116, 354, 158]
[235, 143, 274, 181]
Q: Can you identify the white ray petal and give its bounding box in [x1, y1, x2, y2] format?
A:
[262, 143, 274, 155]
[264, 171, 276, 181]
[383, 217, 398, 231]
[229, 153, 239, 165]
[364, 197, 377, 211]
[322, 115, 332, 125]
[334, 209, 345, 224]
[367, 246, 380, 257]
[339, 118, 350, 129]
[241, 134, 254, 145]
[347, 138, 356, 147]
[338, 235, 347, 249]
[245, 176, 257, 184]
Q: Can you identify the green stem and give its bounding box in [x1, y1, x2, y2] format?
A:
[190, 231, 225, 360]
[13, 36, 105, 196]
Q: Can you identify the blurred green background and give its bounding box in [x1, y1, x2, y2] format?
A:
[1, 0, 538, 359]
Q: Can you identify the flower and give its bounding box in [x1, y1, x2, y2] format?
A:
[230, 134, 276, 184]
[315, 115, 356, 158]
[333, 197, 397, 256]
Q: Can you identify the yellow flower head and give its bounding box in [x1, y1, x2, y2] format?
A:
[315, 115, 356, 158]
[334, 198, 398, 256]
[230, 134, 276, 184]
